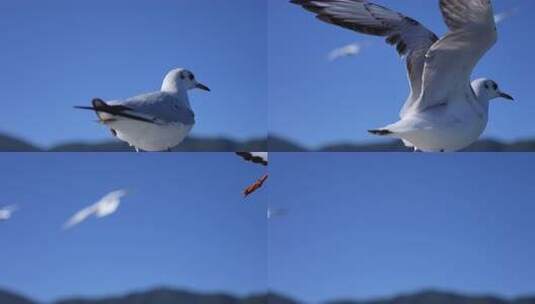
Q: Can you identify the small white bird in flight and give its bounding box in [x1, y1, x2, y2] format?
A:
[0, 205, 17, 221]
[76, 68, 210, 152]
[328, 42, 364, 61]
[494, 7, 519, 24]
[292, 0, 514, 152]
[267, 208, 288, 219]
[63, 190, 126, 229]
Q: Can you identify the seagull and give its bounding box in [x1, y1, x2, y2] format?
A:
[236, 152, 269, 197]
[63, 190, 126, 229]
[75, 68, 210, 152]
[0, 205, 17, 221]
[328, 42, 364, 61]
[267, 208, 288, 219]
[292, 0, 514, 152]
[494, 7, 519, 24]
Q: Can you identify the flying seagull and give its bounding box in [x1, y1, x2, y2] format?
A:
[75, 68, 210, 152]
[0, 205, 17, 221]
[292, 0, 514, 152]
[267, 208, 288, 219]
[63, 190, 126, 229]
[494, 7, 519, 24]
[236, 152, 269, 197]
[328, 42, 364, 61]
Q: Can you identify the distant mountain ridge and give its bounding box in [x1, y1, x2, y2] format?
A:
[1, 132, 535, 152]
[0, 288, 533, 304]
[324, 290, 535, 304]
[268, 135, 535, 152]
[0, 133, 266, 152]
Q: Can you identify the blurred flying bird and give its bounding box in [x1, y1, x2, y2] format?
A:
[328, 42, 363, 61]
[267, 208, 288, 219]
[75, 68, 210, 152]
[328, 41, 372, 61]
[0, 205, 17, 221]
[236, 152, 268, 197]
[63, 190, 126, 229]
[494, 7, 519, 24]
[292, 0, 514, 152]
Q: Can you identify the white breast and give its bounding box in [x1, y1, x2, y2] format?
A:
[112, 121, 194, 151]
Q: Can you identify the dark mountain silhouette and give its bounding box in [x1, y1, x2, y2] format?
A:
[0, 289, 300, 304]
[325, 290, 535, 304]
[1, 288, 533, 304]
[0, 289, 36, 304]
[0, 133, 266, 152]
[1, 132, 535, 152]
[268, 135, 535, 152]
[0, 133, 41, 152]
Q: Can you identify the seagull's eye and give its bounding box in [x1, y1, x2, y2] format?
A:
[189, 74, 195, 81]
[492, 83, 498, 91]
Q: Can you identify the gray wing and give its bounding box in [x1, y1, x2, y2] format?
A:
[118, 92, 195, 125]
[413, 0, 497, 114]
[291, 0, 438, 117]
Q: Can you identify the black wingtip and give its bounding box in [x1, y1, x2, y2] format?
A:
[236, 152, 268, 166]
[74, 105, 96, 110]
[368, 129, 393, 136]
[91, 98, 107, 108]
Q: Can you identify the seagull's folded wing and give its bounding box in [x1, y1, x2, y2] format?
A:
[122, 92, 195, 126]
[414, 0, 497, 113]
[290, 0, 438, 118]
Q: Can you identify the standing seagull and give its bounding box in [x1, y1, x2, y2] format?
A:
[292, 0, 514, 152]
[63, 190, 126, 229]
[0, 205, 17, 221]
[76, 68, 210, 152]
[236, 152, 269, 197]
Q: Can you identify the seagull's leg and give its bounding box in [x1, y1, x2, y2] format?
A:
[135, 147, 140, 153]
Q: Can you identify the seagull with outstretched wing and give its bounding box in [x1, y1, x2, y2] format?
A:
[292, 0, 514, 152]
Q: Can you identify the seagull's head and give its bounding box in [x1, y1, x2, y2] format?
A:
[161, 68, 210, 93]
[472, 78, 514, 102]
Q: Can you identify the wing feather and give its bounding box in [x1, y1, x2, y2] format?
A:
[291, 0, 438, 117]
[412, 0, 497, 113]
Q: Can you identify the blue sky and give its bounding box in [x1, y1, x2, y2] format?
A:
[269, 0, 534, 149]
[0, 153, 267, 302]
[0, 0, 266, 148]
[269, 153, 535, 303]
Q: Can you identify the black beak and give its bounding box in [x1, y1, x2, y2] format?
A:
[195, 82, 211, 92]
[499, 92, 514, 101]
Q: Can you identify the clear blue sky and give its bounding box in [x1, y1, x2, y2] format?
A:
[269, 0, 534, 149]
[0, 0, 267, 148]
[269, 153, 535, 303]
[0, 153, 267, 302]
